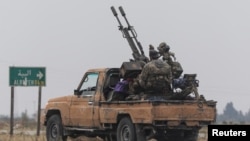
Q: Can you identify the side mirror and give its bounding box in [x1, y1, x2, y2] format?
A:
[74, 89, 81, 96]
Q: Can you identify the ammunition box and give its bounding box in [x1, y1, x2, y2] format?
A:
[120, 62, 142, 78]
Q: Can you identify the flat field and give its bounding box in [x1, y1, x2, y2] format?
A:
[0, 133, 101, 141]
[0, 129, 101, 141]
[0, 127, 208, 141]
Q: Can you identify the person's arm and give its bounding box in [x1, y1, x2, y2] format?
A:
[170, 52, 176, 60]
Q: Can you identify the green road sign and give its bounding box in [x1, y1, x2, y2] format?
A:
[9, 67, 46, 86]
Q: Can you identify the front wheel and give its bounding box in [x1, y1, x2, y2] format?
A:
[46, 115, 67, 141]
[117, 117, 136, 141]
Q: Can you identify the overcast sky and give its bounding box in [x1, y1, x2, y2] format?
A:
[1, 0, 250, 116]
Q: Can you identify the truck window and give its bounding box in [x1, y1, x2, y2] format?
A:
[80, 73, 99, 96]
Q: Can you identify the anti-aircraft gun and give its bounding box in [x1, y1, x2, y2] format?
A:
[111, 6, 149, 78]
[111, 6, 200, 100]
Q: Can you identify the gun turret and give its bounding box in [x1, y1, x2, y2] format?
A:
[111, 6, 149, 63]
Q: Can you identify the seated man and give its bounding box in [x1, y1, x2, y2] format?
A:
[138, 49, 172, 95]
[107, 78, 131, 101]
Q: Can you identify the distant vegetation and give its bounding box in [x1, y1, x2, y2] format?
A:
[0, 110, 40, 130]
[216, 102, 250, 124]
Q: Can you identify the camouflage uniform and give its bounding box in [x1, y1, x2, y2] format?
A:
[139, 51, 172, 94]
[157, 42, 183, 79]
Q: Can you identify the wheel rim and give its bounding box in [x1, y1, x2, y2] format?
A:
[121, 125, 130, 141]
[51, 123, 59, 138]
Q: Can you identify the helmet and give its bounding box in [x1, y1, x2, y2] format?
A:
[159, 42, 167, 48]
[149, 50, 160, 59]
[149, 44, 155, 50]
[159, 42, 170, 52]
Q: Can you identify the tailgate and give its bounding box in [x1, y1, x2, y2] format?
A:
[152, 100, 216, 126]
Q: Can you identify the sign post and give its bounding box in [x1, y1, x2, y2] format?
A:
[37, 86, 42, 136]
[9, 66, 46, 136]
[10, 87, 14, 136]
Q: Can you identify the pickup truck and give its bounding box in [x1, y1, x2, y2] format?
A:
[41, 67, 217, 141]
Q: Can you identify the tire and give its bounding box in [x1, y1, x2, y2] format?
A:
[155, 129, 199, 141]
[184, 129, 199, 141]
[157, 130, 184, 141]
[46, 114, 67, 141]
[117, 117, 136, 141]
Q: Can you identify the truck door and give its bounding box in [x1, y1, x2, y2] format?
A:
[69, 72, 99, 127]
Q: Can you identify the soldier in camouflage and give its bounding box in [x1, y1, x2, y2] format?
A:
[157, 42, 183, 79]
[157, 42, 176, 66]
[138, 49, 172, 94]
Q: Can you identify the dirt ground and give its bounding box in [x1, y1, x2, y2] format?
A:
[0, 126, 208, 141]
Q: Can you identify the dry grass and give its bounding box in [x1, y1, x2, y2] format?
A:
[0, 134, 104, 141]
[0, 132, 102, 141]
[0, 133, 46, 141]
[0, 134, 101, 141]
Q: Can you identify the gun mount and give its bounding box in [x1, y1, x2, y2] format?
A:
[111, 6, 149, 78]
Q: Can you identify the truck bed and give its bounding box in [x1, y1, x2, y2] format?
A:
[99, 99, 216, 128]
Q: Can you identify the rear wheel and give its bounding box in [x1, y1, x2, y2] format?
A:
[155, 129, 199, 141]
[46, 115, 67, 141]
[184, 129, 199, 141]
[117, 117, 136, 141]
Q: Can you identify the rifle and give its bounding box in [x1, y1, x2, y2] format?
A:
[111, 6, 149, 63]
